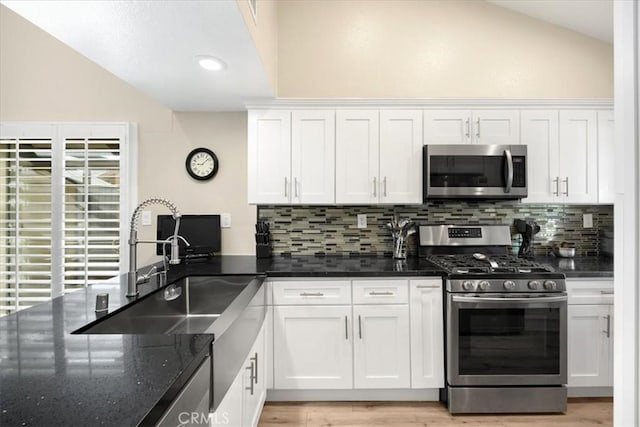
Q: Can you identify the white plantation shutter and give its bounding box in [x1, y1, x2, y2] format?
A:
[0, 123, 134, 316]
[0, 125, 56, 314]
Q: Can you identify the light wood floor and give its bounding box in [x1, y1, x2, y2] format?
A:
[258, 398, 612, 427]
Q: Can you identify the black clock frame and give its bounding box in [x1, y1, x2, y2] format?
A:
[185, 147, 219, 181]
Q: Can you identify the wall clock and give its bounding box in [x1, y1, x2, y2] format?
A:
[185, 147, 219, 181]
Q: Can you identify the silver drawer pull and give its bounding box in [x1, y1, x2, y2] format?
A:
[600, 290, 614, 295]
[369, 291, 394, 296]
[300, 292, 324, 297]
[416, 285, 439, 289]
[245, 362, 255, 395]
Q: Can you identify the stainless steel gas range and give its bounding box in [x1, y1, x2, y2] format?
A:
[419, 224, 568, 414]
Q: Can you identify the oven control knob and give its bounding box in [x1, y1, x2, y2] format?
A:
[478, 280, 491, 291]
[462, 281, 474, 291]
[528, 280, 540, 290]
[543, 280, 557, 290]
[503, 280, 516, 290]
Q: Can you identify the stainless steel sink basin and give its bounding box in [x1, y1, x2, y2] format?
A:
[75, 275, 255, 335]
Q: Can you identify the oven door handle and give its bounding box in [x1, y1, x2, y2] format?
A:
[452, 295, 567, 303]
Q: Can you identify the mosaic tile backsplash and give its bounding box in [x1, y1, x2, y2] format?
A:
[257, 202, 614, 257]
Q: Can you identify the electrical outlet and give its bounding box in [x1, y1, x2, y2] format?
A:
[220, 213, 231, 228]
[141, 210, 152, 226]
[583, 213, 593, 228]
[357, 214, 367, 229]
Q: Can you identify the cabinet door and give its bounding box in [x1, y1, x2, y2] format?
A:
[559, 110, 598, 203]
[212, 363, 243, 427]
[568, 304, 612, 387]
[248, 110, 291, 204]
[473, 110, 520, 144]
[353, 305, 411, 389]
[521, 110, 560, 203]
[291, 110, 335, 204]
[243, 323, 266, 427]
[409, 279, 444, 388]
[274, 305, 352, 389]
[379, 110, 423, 204]
[597, 110, 615, 204]
[423, 110, 471, 144]
[336, 110, 379, 204]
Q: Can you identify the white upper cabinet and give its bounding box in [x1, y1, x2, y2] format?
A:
[336, 110, 380, 204]
[379, 110, 423, 204]
[597, 110, 615, 204]
[248, 110, 292, 204]
[336, 109, 422, 204]
[423, 110, 520, 145]
[248, 110, 335, 205]
[291, 110, 336, 204]
[522, 109, 599, 204]
[521, 110, 560, 203]
[559, 110, 598, 203]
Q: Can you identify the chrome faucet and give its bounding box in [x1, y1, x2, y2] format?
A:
[126, 197, 188, 297]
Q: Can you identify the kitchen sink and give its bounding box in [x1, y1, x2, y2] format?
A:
[74, 275, 257, 335]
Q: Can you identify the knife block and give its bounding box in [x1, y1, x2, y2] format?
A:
[256, 244, 272, 259]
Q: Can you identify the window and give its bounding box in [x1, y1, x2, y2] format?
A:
[0, 123, 135, 315]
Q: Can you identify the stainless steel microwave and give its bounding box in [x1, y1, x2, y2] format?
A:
[423, 144, 527, 200]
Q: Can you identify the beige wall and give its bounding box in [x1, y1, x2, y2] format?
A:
[237, 0, 279, 93]
[277, 0, 613, 98]
[0, 5, 256, 264]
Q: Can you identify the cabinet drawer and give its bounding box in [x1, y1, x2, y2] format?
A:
[272, 280, 351, 305]
[353, 279, 408, 304]
[567, 280, 614, 305]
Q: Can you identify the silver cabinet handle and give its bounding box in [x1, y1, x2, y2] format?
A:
[383, 177, 387, 197]
[603, 314, 611, 338]
[373, 177, 377, 197]
[369, 291, 394, 296]
[553, 177, 559, 196]
[465, 118, 470, 138]
[250, 352, 258, 384]
[475, 118, 480, 138]
[358, 315, 362, 339]
[345, 315, 348, 340]
[416, 285, 439, 289]
[299, 292, 324, 297]
[284, 177, 288, 197]
[245, 362, 255, 395]
[600, 290, 614, 295]
[294, 177, 299, 198]
[563, 177, 569, 196]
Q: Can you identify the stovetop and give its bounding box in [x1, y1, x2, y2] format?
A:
[426, 254, 555, 274]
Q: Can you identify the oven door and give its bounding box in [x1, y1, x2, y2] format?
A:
[423, 144, 527, 199]
[447, 293, 567, 386]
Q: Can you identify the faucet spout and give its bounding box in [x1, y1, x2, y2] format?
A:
[126, 197, 182, 297]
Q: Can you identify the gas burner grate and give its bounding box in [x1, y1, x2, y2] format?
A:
[426, 254, 554, 274]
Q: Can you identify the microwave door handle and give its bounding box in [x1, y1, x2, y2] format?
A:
[504, 149, 513, 193]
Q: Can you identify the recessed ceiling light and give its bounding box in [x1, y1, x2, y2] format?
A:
[195, 55, 226, 71]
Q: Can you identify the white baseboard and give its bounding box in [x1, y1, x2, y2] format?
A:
[266, 389, 440, 401]
[568, 386, 613, 398]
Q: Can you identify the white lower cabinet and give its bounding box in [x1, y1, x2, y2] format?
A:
[211, 321, 267, 427]
[271, 277, 444, 394]
[567, 279, 614, 394]
[273, 305, 353, 389]
[353, 304, 410, 389]
[409, 279, 444, 388]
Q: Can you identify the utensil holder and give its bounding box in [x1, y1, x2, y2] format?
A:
[392, 235, 407, 259]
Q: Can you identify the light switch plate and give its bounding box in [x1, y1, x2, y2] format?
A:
[583, 213, 593, 228]
[220, 213, 231, 228]
[141, 210, 152, 226]
[357, 214, 367, 229]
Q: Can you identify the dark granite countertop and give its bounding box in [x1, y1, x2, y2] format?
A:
[0, 253, 611, 426]
[534, 255, 614, 278]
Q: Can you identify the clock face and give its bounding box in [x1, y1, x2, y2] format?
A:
[186, 148, 219, 181]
